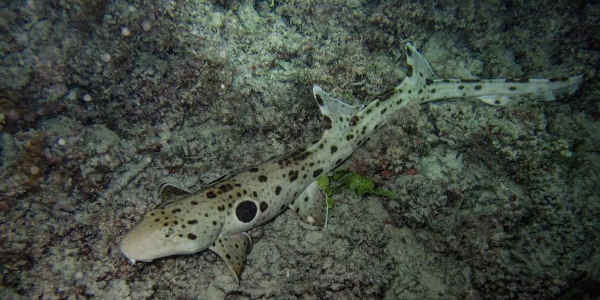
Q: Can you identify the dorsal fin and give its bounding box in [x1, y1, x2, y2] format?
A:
[403, 42, 435, 88]
[312, 85, 359, 129]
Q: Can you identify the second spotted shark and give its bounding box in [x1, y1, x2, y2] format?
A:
[120, 42, 583, 281]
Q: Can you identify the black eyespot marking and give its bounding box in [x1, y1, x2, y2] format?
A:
[188, 233, 197, 240]
[313, 168, 323, 178]
[474, 85, 482, 90]
[304, 196, 309, 202]
[381, 108, 387, 115]
[154, 218, 160, 222]
[225, 254, 231, 259]
[275, 186, 282, 195]
[509, 86, 517, 91]
[258, 175, 268, 182]
[212, 220, 218, 226]
[249, 167, 259, 172]
[236, 201, 258, 223]
[206, 191, 216, 198]
[172, 208, 181, 214]
[431, 89, 436, 93]
[350, 116, 359, 126]
[425, 78, 433, 85]
[253, 191, 258, 197]
[347, 134, 354, 141]
[260, 201, 268, 212]
[217, 205, 225, 211]
[331, 145, 338, 154]
[188, 219, 198, 225]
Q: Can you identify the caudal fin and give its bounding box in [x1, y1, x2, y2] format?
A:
[400, 42, 583, 106]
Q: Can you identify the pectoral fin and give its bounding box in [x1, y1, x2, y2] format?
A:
[209, 233, 252, 282]
[156, 181, 193, 208]
[290, 181, 329, 227]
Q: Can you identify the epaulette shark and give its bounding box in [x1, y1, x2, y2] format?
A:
[120, 42, 583, 281]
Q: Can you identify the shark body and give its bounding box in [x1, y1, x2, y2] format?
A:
[120, 42, 583, 280]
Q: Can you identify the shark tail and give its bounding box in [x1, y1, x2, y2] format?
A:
[402, 42, 583, 106]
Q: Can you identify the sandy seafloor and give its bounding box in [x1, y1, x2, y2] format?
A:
[1, 0, 599, 299]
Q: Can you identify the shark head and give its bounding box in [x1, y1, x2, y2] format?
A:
[120, 199, 223, 264]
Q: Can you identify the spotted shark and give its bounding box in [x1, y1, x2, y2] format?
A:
[120, 42, 583, 281]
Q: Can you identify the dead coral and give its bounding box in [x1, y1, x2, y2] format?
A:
[0, 132, 47, 200]
[19, 133, 47, 187]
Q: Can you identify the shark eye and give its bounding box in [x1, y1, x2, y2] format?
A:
[235, 201, 257, 223]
